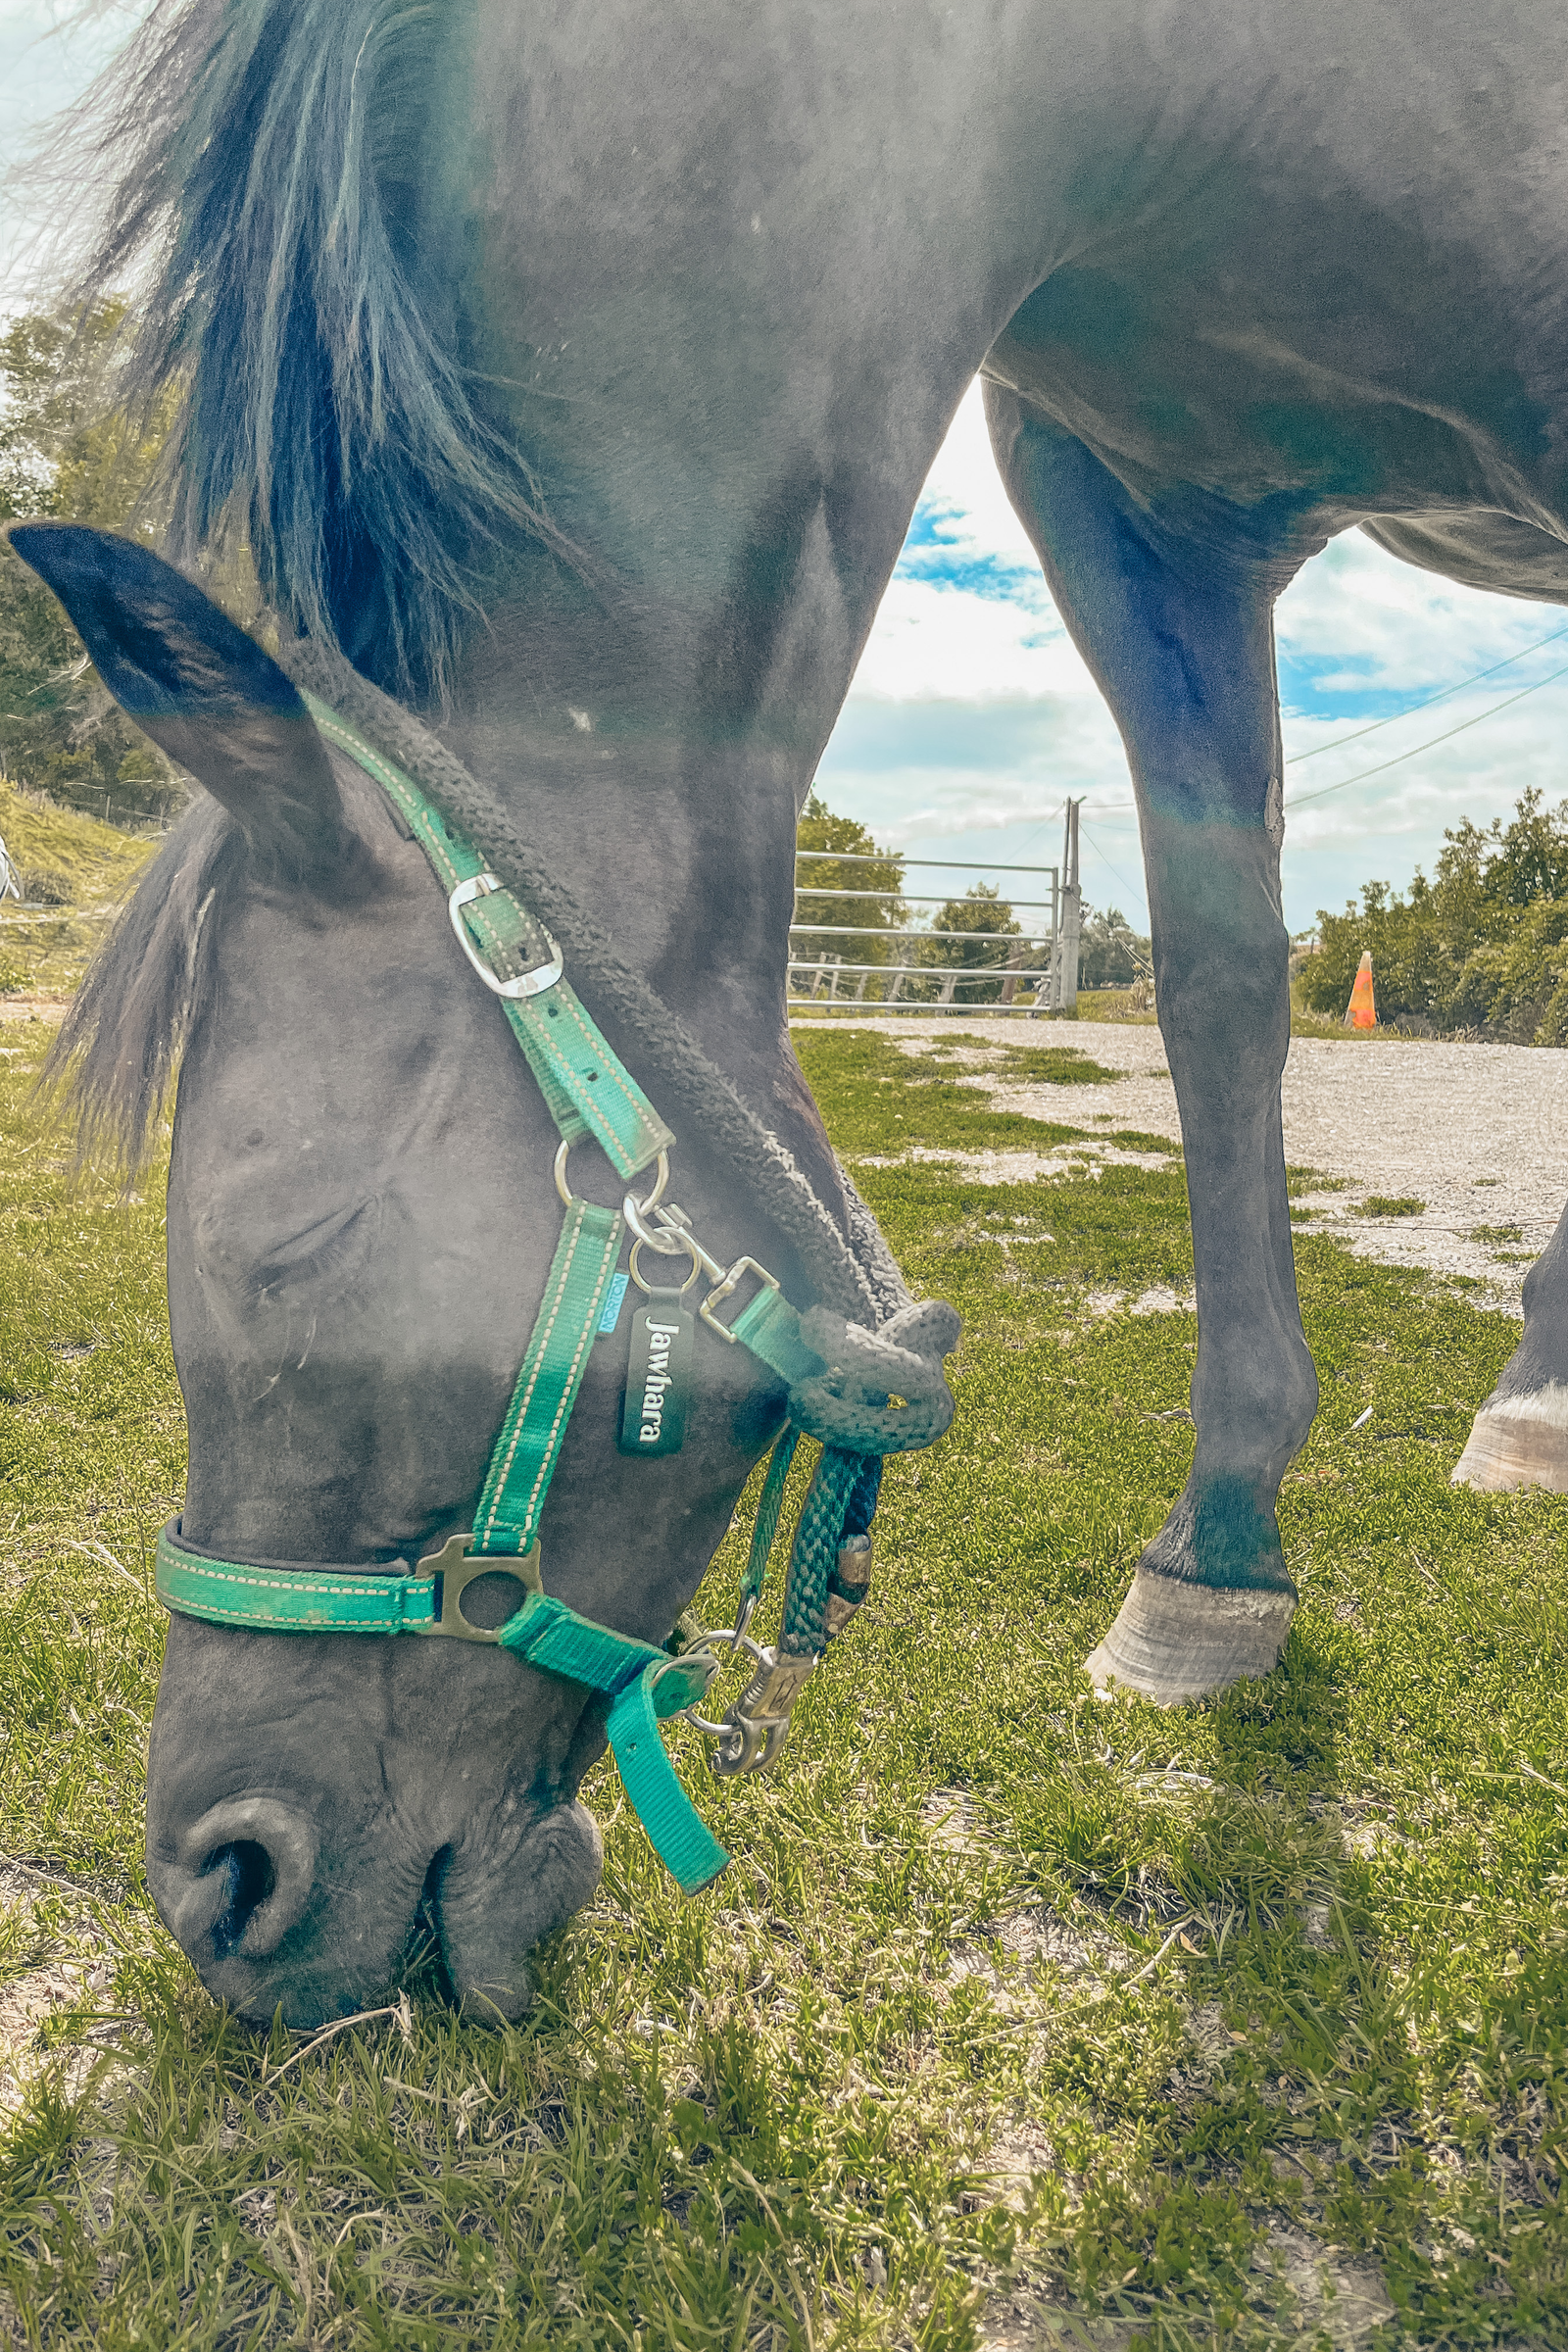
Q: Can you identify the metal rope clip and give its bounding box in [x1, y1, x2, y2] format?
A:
[620, 1192, 784, 1346]
[678, 1624, 817, 1777]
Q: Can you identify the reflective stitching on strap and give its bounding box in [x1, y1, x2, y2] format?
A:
[475, 1206, 621, 1550]
[512, 1216, 621, 1540]
[166, 1562, 416, 1602]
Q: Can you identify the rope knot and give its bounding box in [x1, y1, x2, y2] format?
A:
[788, 1298, 960, 1454]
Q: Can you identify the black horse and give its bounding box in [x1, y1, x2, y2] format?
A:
[15, 0, 1568, 2020]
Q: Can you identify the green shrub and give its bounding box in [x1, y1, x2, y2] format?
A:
[1298, 789, 1568, 1042]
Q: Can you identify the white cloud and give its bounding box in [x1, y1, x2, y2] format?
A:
[0, 3, 137, 297]
[827, 382, 1568, 928]
[898, 382, 1045, 574]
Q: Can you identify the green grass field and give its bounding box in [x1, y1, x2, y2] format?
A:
[0, 1015, 1563, 2349]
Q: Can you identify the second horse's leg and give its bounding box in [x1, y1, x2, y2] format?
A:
[986, 385, 1317, 1699]
[1453, 1206, 1568, 1490]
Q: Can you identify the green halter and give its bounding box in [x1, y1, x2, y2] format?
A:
[156, 694, 878, 1894]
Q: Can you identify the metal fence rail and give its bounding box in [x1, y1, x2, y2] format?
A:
[788, 805, 1084, 1016]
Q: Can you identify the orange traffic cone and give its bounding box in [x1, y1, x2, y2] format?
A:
[1344, 950, 1377, 1030]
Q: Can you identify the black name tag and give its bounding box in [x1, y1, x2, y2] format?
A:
[618, 1296, 694, 1456]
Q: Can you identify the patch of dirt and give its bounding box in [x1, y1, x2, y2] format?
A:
[918, 1787, 996, 1858]
[0, 1958, 110, 2112]
[978, 2283, 1139, 2350]
[820, 1014, 1568, 1303]
[1082, 1286, 1195, 1320]
[1252, 2220, 1396, 2348]
[972, 1905, 1130, 1981]
[0, 996, 72, 1027]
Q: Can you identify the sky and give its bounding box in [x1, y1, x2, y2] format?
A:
[7, 3, 1568, 936]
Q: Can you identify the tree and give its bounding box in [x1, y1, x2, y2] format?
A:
[793, 795, 906, 977]
[0, 307, 183, 825]
[1078, 901, 1152, 987]
[916, 882, 1023, 1004]
[1296, 789, 1568, 1043]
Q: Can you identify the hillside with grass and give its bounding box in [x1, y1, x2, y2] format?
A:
[0, 1019, 1564, 2346]
[0, 789, 159, 996]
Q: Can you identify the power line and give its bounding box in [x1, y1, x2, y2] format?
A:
[945, 632, 1568, 861]
[1284, 620, 1568, 764]
[1283, 657, 1568, 809]
[1076, 816, 1149, 922]
[1017, 623, 1568, 823]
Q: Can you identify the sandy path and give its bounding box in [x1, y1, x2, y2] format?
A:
[801, 1015, 1568, 1306]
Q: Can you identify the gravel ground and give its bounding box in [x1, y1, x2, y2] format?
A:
[803, 1014, 1568, 1308]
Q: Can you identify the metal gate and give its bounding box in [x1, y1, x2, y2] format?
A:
[789, 801, 1083, 1017]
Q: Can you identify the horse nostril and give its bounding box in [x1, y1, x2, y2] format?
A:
[205, 1840, 276, 1957]
[161, 1796, 319, 1963]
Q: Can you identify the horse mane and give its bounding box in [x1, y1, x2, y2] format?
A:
[59, 0, 572, 696]
[44, 797, 241, 1174]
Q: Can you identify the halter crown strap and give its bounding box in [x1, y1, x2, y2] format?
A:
[302, 691, 673, 1183]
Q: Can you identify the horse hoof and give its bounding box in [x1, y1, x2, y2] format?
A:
[1083, 1570, 1295, 1705]
[1451, 1390, 1568, 1492]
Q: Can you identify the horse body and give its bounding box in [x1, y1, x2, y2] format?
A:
[16, 0, 1568, 2015]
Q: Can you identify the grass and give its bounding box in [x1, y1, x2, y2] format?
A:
[0, 792, 159, 997]
[0, 1014, 1566, 2345]
[1360, 1199, 1426, 1221]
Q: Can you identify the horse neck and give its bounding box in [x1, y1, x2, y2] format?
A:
[420, 582, 829, 1096]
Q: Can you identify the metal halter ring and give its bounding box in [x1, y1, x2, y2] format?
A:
[677, 1626, 769, 1737]
[558, 1143, 669, 1212]
[628, 1236, 699, 1297]
[646, 1646, 724, 1714]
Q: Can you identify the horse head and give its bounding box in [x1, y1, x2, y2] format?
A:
[8, 522, 935, 2027]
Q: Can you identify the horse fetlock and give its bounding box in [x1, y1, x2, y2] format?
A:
[1138, 1477, 1298, 1598]
[1452, 1382, 1568, 1493]
[1085, 1570, 1296, 1706]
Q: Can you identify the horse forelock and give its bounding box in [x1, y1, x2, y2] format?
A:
[60, 0, 565, 698]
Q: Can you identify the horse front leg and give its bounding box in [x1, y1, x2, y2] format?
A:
[1453, 1212, 1568, 1489]
[985, 386, 1317, 1698]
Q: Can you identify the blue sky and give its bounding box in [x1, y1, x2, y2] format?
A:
[8, 3, 1568, 935]
[819, 386, 1568, 933]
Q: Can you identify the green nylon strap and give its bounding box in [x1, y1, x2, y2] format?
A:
[726, 1286, 828, 1388]
[302, 691, 673, 1183]
[155, 1529, 729, 1895]
[607, 1669, 729, 1892]
[155, 1526, 438, 1631]
[499, 1599, 726, 1890]
[471, 1199, 623, 1556]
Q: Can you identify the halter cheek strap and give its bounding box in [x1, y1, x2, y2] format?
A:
[155, 697, 954, 1895]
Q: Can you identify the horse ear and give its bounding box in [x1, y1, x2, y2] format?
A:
[3, 523, 366, 889]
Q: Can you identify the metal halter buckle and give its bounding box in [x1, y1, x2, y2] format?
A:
[698, 1256, 781, 1344]
[412, 1531, 542, 1642]
[448, 873, 564, 999]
